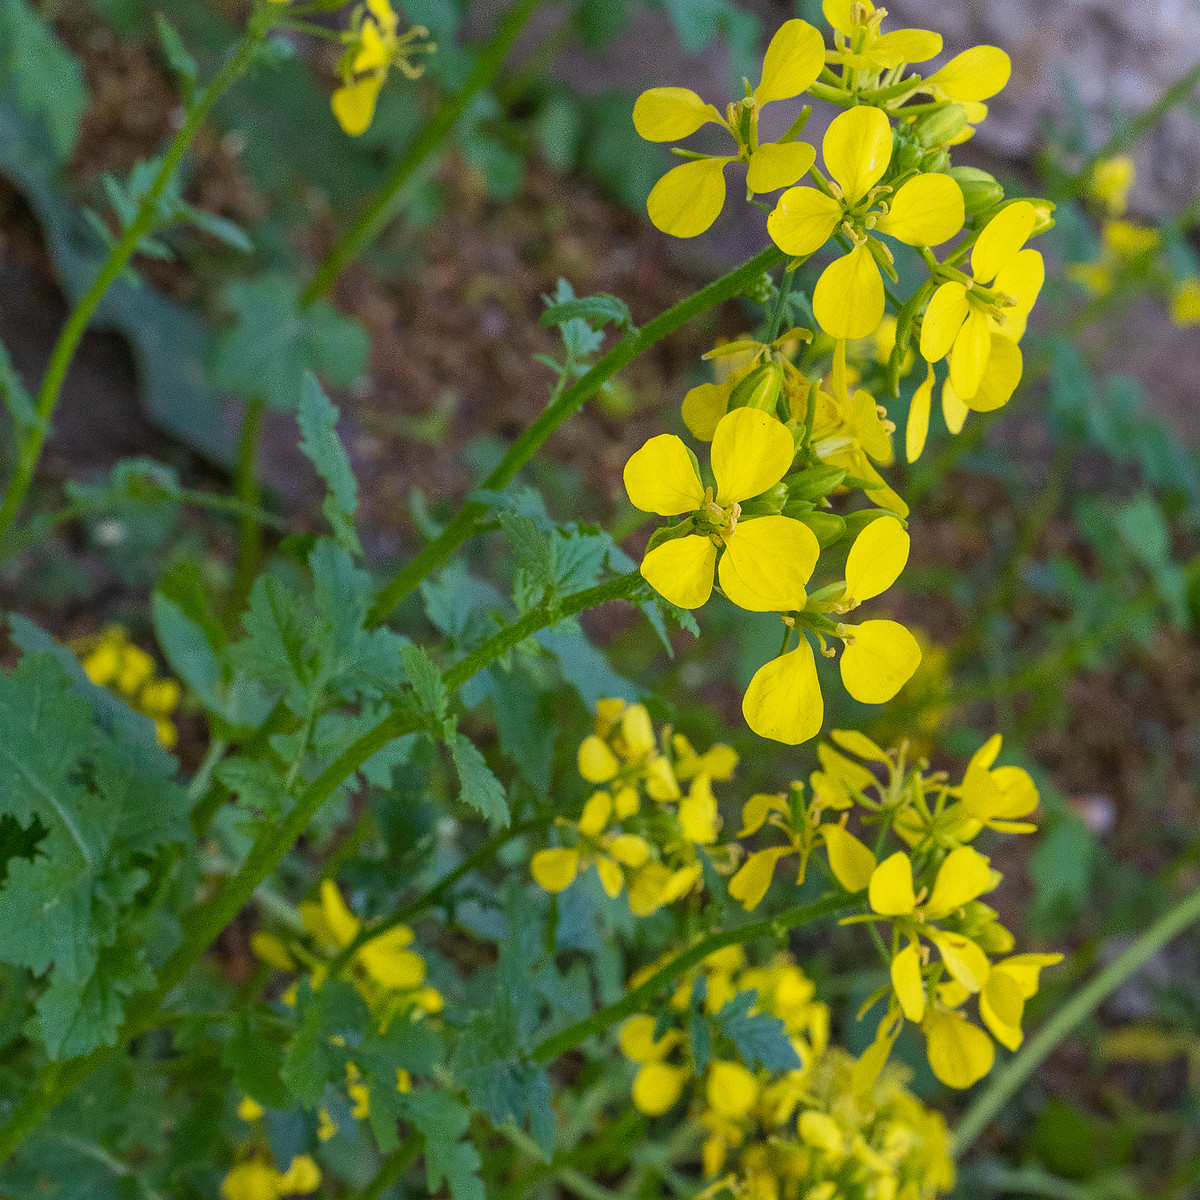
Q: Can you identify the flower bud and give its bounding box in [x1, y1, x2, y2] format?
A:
[739, 481, 789, 515]
[793, 510, 846, 548]
[729, 361, 783, 414]
[914, 103, 967, 148]
[1028, 198, 1057, 234]
[784, 463, 848, 501]
[893, 140, 923, 175]
[947, 166, 1003, 216]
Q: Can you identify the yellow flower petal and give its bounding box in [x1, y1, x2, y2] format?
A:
[971, 200, 1036, 284]
[928, 929, 991, 993]
[991, 952, 1063, 998]
[331, 74, 384, 137]
[948, 306, 992, 400]
[926, 45, 1012, 103]
[609, 834, 651, 869]
[647, 157, 731, 238]
[360, 944, 426, 990]
[660, 862, 703, 904]
[628, 862, 672, 916]
[767, 185, 844, 256]
[221, 1161, 284, 1200]
[869, 851, 916, 916]
[250, 931, 296, 971]
[821, 823, 876, 892]
[681, 381, 731, 440]
[923, 1009, 995, 1088]
[729, 846, 793, 910]
[1170, 278, 1200, 327]
[354, 20, 391, 72]
[755, 18, 825, 105]
[632, 1061, 687, 1115]
[707, 1060, 759, 1119]
[823, 105, 893, 205]
[595, 855, 624, 897]
[711, 407, 795, 506]
[737, 792, 788, 837]
[822, 0, 869, 37]
[927, 845, 993, 916]
[746, 140, 817, 194]
[840, 619, 922, 704]
[237, 1096, 265, 1122]
[620, 1014, 671, 1062]
[677, 778, 718, 844]
[920, 282, 969, 363]
[623, 433, 704, 515]
[814, 245, 885, 340]
[641, 536, 717, 610]
[993, 248, 1045, 320]
[844, 516, 909, 604]
[980, 967, 1025, 1051]
[578, 735, 619, 782]
[874, 173, 964, 247]
[906, 364, 935, 462]
[578, 790, 613, 836]
[320, 880, 361, 947]
[964, 333, 1022, 412]
[742, 639, 824, 745]
[851, 1008, 901, 1095]
[621, 703, 656, 757]
[829, 729, 889, 762]
[719, 516, 818, 612]
[632, 86, 723, 141]
[941, 377, 969, 434]
[892, 939, 926, 1022]
[868, 28, 943, 66]
[531, 847, 580, 893]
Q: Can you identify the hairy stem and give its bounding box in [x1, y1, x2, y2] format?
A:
[225, 395, 267, 626]
[365, 245, 786, 628]
[953, 878, 1200, 1156]
[0, 34, 261, 545]
[301, 0, 544, 306]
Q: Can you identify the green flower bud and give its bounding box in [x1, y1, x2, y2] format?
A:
[739, 481, 789, 516]
[783, 464, 848, 501]
[730, 361, 783, 414]
[914, 103, 967, 148]
[793, 510, 846, 548]
[947, 166, 1004, 216]
[920, 148, 950, 174]
[841, 508, 906, 542]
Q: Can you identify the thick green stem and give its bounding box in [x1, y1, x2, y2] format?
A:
[953, 878, 1200, 1157]
[300, 0, 543, 306]
[0, 572, 643, 1159]
[365, 245, 786, 628]
[531, 891, 858, 1063]
[0, 34, 260, 546]
[350, 1133, 424, 1200]
[225, 395, 267, 626]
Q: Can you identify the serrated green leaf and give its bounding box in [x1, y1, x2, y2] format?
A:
[448, 732, 509, 828]
[715, 990, 801, 1073]
[298, 373, 361, 555]
[401, 1090, 484, 1200]
[401, 644, 447, 723]
[539, 291, 634, 332]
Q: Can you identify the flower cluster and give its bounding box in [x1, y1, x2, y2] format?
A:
[1066, 156, 1200, 330]
[331, 0, 434, 136]
[618, 950, 955, 1199]
[733, 729, 1061, 1088]
[531, 699, 739, 914]
[77, 625, 182, 748]
[222, 1099, 321, 1200]
[625, 6, 1056, 743]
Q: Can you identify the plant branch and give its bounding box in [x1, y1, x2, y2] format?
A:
[365, 244, 786, 628]
[0, 33, 261, 545]
[953, 878, 1200, 1157]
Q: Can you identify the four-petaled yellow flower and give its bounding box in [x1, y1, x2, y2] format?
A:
[919, 200, 1044, 404]
[624, 407, 820, 612]
[633, 20, 825, 237]
[742, 516, 920, 745]
[768, 106, 965, 339]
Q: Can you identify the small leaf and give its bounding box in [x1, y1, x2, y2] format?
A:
[297, 373, 361, 555]
[400, 644, 447, 724]
[715, 990, 802, 1072]
[448, 732, 510, 828]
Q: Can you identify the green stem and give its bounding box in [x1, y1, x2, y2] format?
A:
[531, 891, 857, 1063]
[300, 0, 544, 306]
[225, 395, 267, 626]
[0, 572, 644, 1158]
[364, 245, 786, 628]
[350, 1133, 424, 1200]
[0, 33, 261, 546]
[953, 878, 1200, 1157]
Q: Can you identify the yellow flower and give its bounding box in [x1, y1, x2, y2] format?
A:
[706, 1060, 759, 1119]
[634, 20, 825, 236]
[620, 1014, 688, 1115]
[920, 201, 1043, 401]
[769, 106, 965, 339]
[956, 734, 1039, 832]
[624, 407, 820, 612]
[317, 1106, 338, 1141]
[922, 1007, 994, 1089]
[1089, 155, 1135, 216]
[1170, 277, 1200, 327]
[823, 0, 943, 74]
[742, 517, 920, 745]
[279, 1154, 322, 1195]
[76, 626, 182, 748]
[221, 1160, 284, 1200]
[332, 0, 434, 136]
[236, 1096, 264, 1122]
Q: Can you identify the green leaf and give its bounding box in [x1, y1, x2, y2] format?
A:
[215, 756, 287, 820]
[715, 990, 802, 1072]
[153, 13, 197, 93]
[152, 593, 225, 716]
[227, 575, 311, 704]
[0, 0, 86, 161]
[222, 1009, 292, 1110]
[401, 644, 447, 724]
[209, 273, 369, 412]
[540, 289, 635, 333]
[448, 732, 510, 828]
[298, 373, 362, 555]
[401, 1090, 484, 1200]
[0, 340, 36, 437]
